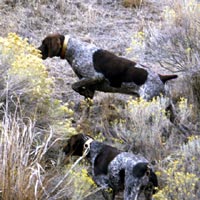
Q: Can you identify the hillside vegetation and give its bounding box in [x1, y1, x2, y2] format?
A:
[0, 0, 200, 199]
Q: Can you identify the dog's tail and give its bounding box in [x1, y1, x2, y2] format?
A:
[159, 74, 178, 84]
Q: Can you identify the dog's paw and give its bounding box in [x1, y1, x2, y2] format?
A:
[79, 87, 94, 99]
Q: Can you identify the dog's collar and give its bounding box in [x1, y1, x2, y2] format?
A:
[82, 135, 93, 156]
[84, 138, 93, 149]
[60, 35, 70, 59]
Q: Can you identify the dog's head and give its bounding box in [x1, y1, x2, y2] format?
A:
[63, 133, 93, 163]
[133, 163, 158, 200]
[38, 34, 65, 59]
[125, 162, 158, 200]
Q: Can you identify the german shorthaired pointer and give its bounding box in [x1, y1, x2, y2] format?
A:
[38, 34, 177, 100]
[63, 134, 158, 200]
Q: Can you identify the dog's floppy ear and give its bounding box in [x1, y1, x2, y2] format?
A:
[45, 35, 62, 58]
[63, 138, 73, 165]
[63, 134, 85, 157]
[132, 162, 150, 178]
[149, 169, 158, 194]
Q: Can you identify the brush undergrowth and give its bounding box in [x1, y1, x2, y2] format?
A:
[154, 136, 200, 200]
[128, 0, 200, 112]
[77, 95, 199, 199]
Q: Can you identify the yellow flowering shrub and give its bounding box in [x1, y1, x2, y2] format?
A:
[154, 137, 200, 199]
[70, 166, 97, 200]
[49, 100, 77, 136]
[154, 170, 198, 200]
[126, 97, 168, 126]
[111, 97, 170, 159]
[0, 33, 77, 136]
[0, 33, 53, 101]
[177, 97, 193, 122]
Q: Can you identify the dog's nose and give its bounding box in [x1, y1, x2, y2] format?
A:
[38, 45, 42, 52]
[37, 46, 47, 60]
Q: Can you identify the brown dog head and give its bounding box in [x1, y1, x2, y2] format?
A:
[63, 134, 93, 163]
[38, 34, 65, 59]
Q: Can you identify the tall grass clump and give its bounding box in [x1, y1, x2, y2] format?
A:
[0, 113, 72, 200]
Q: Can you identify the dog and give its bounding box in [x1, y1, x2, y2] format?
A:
[63, 134, 158, 200]
[38, 34, 178, 100]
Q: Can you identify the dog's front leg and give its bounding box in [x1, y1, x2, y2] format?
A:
[72, 73, 105, 98]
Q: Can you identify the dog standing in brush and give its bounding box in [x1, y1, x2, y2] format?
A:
[38, 33, 178, 100]
[63, 134, 158, 200]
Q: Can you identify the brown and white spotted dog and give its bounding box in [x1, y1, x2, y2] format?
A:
[38, 34, 178, 100]
[63, 134, 158, 200]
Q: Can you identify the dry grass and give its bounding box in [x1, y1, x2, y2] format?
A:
[0, 113, 68, 200]
[136, 0, 200, 108]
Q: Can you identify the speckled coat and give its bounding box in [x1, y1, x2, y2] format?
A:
[65, 37, 102, 78]
[39, 34, 177, 99]
[87, 141, 152, 200]
[64, 36, 167, 100]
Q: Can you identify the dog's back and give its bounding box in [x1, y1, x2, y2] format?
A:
[65, 37, 100, 78]
[93, 49, 148, 87]
[108, 152, 148, 188]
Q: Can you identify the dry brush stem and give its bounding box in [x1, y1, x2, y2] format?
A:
[0, 113, 69, 200]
